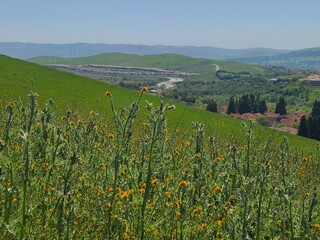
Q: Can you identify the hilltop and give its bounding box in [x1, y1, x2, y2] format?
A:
[234, 47, 320, 69]
[0, 54, 316, 149]
[28, 53, 264, 74]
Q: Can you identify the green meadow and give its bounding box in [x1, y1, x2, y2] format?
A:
[0, 54, 319, 239]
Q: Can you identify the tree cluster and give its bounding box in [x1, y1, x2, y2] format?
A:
[227, 94, 267, 114]
[206, 99, 218, 113]
[298, 100, 320, 140]
[275, 96, 287, 115]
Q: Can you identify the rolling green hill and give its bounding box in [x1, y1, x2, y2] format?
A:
[1, 54, 316, 149]
[234, 47, 320, 69]
[28, 53, 265, 75]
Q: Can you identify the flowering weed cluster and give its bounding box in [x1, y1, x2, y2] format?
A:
[0, 91, 319, 239]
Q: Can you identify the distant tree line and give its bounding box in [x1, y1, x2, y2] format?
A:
[227, 94, 268, 114]
[298, 100, 320, 140]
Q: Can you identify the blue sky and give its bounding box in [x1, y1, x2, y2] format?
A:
[1, 0, 320, 49]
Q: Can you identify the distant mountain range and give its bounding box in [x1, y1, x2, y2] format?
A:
[2, 42, 320, 69]
[0, 42, 289, 60]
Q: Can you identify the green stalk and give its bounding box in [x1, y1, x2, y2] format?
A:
[141, 107, 162, 240]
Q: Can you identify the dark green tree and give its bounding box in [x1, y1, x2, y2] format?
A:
[298, 115, 309, 137]
[311, 100, 320, 117]
[206, 99, 218, 113]
[275, 97, 287, 115]
[227, 97, 237, 114]
[259, 100, 268, 114]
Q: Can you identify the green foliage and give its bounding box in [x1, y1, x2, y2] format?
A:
[227, 94, 268, 114]
[298, 100, 320, 140]
[206, 99, 218, 113]
[0, 95, 319, 239]
[227, 97, 237, 114]
[275, 97, 287, 115]
[0, 54, 317, 149]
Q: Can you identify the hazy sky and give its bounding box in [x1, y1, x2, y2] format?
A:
[1, 0, 320, 49]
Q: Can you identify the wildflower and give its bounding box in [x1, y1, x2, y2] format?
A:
[12, 198, 17, 203]
[198, 223, 207, 231]
[108, 133, 115, 139]
[183, 140, 190, 147]
[315, 223, 320, 228]
[303, 156, 308, 162]
[167, 104, 176, 110]
[179, 180, 188, 187]
[141, 86, 148, 92]
[93, 124, 98, 131]
[305, 192, 310, 198]
[151, 179, 158, 186]
[166, 202, 173, 208]
[89, 111, 95, 116]
[215, 155, 222, 162]
[105, 91, 112, 96]
[67, 191, 72, 196]
[119, 189, 133, 200]
[175, 199, 183, 206]
[139, 188, 145, 194]
[165, 191, 171, 198]
[216, 219, 223, 227]
[195, 153, 201, 158]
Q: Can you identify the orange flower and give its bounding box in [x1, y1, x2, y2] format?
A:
[165, 191, 171, 198]
[179, 180, 188, 187]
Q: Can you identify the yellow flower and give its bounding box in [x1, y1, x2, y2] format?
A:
[93, 125, 98, 131]
[198, 223, 207, 231]
[303, 156, 308, 162]
[195, 153, 201, 158]
[89, 111, 95, 116]
[108, 133, 115, 139]
[175, 199, 183, 206]
[215, 155, 222, 162]
[315, 223, 320, 228]
[12, 198, 17, 203]
[179, 180, 188, 187]
[165, 191, 171, 198]
[141, 86, 148, 92]
[216, 219, 223, 227]
[151, 179, 158, 186]
[119, 189, 133, 200]
[105, 91, 112, 96]
[166, 202, 173, 208]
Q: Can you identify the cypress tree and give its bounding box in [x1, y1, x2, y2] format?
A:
[275, 97, 287, 115]
[206, 99, 218, 113]
[298, 115, 309, 137]
[227, 97, 237, 114]
[259, 100, 268, 114]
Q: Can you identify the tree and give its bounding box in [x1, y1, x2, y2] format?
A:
[206, 99, 218, 113]
[259, 100, 268, 114]
[275, 97, 287, 115]
[311, 100, 320, 117]
[227, 97, 237, 114]
[298, 115, 309, 137]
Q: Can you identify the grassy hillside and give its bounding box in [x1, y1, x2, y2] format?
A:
[235, 47, 320, 69]
[0, 54, 316, 149]
[28, 53, 265, 75]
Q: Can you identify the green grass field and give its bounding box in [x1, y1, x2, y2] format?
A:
[0, 54, 317, 149]
[1, 54, 320, 239]
[28, 53, 265, 75]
